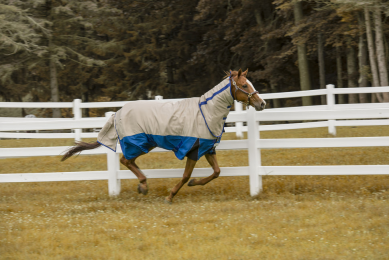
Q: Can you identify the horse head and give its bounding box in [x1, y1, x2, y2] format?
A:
[229, 69, 266, 111]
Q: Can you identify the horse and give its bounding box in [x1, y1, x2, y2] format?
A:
[61, 69, 266, 204]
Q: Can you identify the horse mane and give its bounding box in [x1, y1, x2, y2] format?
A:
[223, 70, 235, 79]
[223, 69, 247, 79]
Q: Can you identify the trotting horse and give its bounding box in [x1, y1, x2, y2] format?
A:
[61, 69, 266, 203]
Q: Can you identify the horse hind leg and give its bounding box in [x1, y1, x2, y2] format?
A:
[120, 154, 149, 195]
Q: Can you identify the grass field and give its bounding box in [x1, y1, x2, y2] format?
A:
[1, 126, 389, 259]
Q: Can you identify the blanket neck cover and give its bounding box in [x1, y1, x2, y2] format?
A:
[97, 78, 234, 161]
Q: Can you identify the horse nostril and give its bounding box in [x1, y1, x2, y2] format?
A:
[261, 101, 266, 109]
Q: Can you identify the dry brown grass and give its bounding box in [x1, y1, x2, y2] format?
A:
[1, 126, 389, 259]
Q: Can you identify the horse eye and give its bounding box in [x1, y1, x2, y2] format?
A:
[242, 84, 248, 88]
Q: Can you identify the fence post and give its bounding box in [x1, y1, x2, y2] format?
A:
[247, 106, 262, 196]
[234, 100, 243, 138]
[106, 111, 121, 196]
[326, 84, 336, 136]
[155, 95, 163, 100]
[72, 99, 82, 142]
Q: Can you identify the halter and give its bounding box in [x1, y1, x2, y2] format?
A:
[230, 76, 259, 107]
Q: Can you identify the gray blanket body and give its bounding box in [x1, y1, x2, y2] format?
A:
[97, 78, 234, 160]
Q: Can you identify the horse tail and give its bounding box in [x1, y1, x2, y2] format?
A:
[61, 141, 101, 161]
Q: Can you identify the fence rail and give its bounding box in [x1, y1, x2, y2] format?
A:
[1, 108, 388, 132]
[1, 85, 389, 196]
[2, 85, 389, 140]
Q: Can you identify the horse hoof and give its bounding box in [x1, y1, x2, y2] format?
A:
[164, 197, 172, 205]
[188, 179, 196, 187]
[137, 184, 148, 195]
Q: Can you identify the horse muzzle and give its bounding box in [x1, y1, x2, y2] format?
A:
[254, 100, 266, 111]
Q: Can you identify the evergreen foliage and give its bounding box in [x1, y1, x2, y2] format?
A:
[2, 0, 389, 113]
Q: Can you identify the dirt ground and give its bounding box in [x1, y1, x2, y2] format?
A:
[1, 126, 388, 259]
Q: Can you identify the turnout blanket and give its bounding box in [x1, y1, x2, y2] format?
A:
[97, 78, 234, 161]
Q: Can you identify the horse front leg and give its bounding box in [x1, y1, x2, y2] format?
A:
[188, 153, 220, 186]
[165, 158, 197, 204]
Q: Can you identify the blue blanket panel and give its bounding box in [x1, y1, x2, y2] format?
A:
[120, 133, 217, 160]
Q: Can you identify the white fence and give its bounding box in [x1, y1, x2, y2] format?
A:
[2, 84, 389, 140]
[1, 85, 389, 196]
[229, 84, 389, 136]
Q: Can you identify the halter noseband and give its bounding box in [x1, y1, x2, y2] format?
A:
[230, 76, 259, 107]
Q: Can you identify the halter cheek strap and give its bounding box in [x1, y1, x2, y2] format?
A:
[230, 77, 259, 107]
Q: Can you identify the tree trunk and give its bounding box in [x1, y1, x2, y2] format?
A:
[167, 59, 174, 84]
[82, 86, 89, 118]
[358, 11, 369, 103]
[336, 43, 345, 104]
[18, 68, 28, 116]
[346, 43, 358, 103]
[374, 6, 389, 102]
[47, 0, 60, 118]
[49, 39, 61, 118]
[364, 7, 382, 102]
[254, 9, 264, 28]
[318, 33, 326, 105]
[294, 1, 312, 106]
[270, 82, 281, 108]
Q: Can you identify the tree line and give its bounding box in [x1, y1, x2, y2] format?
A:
[1, 0, 389, 117]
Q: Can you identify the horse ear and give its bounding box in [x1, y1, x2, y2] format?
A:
[238, 68, 242, 78]
[242, 69, 248, 77]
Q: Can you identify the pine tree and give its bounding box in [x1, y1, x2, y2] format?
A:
[0, 1, 48, 103]
[1, 0, 119, 117]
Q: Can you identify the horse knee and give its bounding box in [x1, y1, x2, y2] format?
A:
[213, 168, 221, 178]
[182, 175, 190, 184]
[121, 157, 134, 168]
[120, 156, 128, 166]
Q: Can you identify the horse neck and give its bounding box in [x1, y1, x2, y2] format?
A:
[199, 78, 234, 115]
